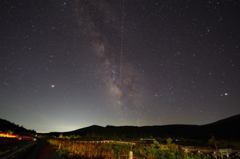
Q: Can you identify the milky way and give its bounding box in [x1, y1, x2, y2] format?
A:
[73, 1, 145, 115]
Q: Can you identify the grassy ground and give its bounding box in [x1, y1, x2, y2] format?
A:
[48, 139, 226, 159]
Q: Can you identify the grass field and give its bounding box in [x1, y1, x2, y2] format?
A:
[48, 139, 237, 159]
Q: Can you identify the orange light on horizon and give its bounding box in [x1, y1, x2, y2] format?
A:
[0, 133, 17, 138]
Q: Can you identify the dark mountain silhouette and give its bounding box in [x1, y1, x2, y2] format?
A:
[3, 114, 240, 140]
[0, 118, 36, 134]
[202, 114, 240, 140]
[68, 125, 104, 135]
[47, 125, 104, 136]
[41, 114, 240, 140]
[203, 114, 240, 127]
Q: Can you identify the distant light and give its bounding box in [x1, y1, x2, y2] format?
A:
[51, 85, 55, 88]
[225, 93, 228, 96]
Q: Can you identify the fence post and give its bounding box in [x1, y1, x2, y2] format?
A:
[129, 151, 133, 159]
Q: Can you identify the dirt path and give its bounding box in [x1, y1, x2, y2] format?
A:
[17, 139, 60, 159]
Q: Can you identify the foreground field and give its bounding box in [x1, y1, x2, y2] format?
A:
[48, 139, 240, 159]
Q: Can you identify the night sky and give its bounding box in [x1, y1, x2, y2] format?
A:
[1, 0, 240, 133]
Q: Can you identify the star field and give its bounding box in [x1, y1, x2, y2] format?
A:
[0, 0, 240, 132]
